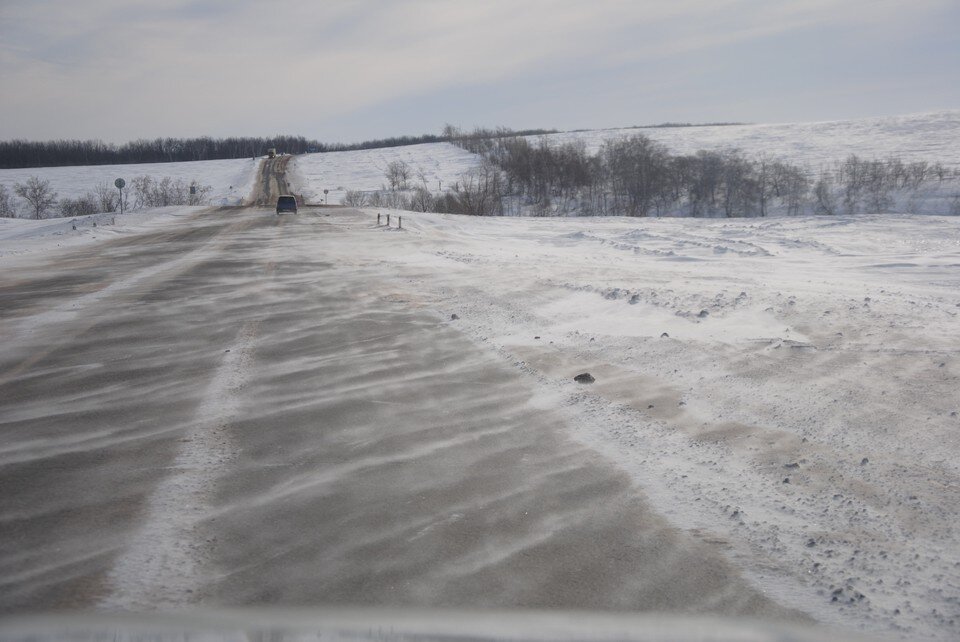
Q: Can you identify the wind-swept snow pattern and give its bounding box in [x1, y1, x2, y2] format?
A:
[317, 209, 959, 641]
[98, 321, 259, 610]
[0, 209, 805, 629]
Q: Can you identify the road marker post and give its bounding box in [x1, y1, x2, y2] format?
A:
[377, 213, 381, 225]
[398, 216, 402, 229]
[387, 214, 391, 226]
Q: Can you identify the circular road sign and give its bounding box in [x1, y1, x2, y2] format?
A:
[115, 178, 126, 189]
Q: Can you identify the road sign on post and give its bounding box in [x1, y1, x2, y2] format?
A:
[323, 189, 329, 204]
[115, 178, 125, 215]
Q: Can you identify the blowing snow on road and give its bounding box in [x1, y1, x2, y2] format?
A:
[0, 205, 958, 640]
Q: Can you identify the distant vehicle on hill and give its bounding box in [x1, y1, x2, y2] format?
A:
[267, 148, 277, 159]
[276, 195, 297, 215]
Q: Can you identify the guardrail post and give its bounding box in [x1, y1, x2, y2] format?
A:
[398, 216, 402, 229]
[377, 212, 381, 225]
[387, 213, 391, 226]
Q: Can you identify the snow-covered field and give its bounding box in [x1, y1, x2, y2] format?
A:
[288, 142, 482, 205]
[541, 110, 960, 170]
[0, 158, 259, 213]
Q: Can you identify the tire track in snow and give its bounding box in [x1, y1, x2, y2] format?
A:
[98, 320, 260, 610]
[0, 216, 255, 389]
[8, 217, 254, 338]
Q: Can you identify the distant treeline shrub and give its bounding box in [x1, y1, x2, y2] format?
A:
[2, 175, 212, 219]
[441, 125, 559, 156]
[0, 136, 316, 169]
[58, 194, 100, 218]
[129, 176, 211, 208]
[444, 131, 813, 217]
[440, 129, 958, 217]
[0, 127, 558, 169]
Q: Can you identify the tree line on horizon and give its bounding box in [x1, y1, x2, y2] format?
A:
[0, 128, 558, 169]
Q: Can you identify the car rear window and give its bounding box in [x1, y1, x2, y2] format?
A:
[278, 196, 296, 206]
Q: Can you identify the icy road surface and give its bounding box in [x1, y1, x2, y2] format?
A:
[1, 208, 958, 640]
[0, 208, 801, 622]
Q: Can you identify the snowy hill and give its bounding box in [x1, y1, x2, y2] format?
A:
[541, 110, 960, 170]
[288, 110, 960, 216]
[2, 111, 957, 219]
[287, 142, 481, 206]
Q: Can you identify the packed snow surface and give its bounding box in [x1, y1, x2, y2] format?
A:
[342, 209, 958, 641]
[0, 206, 209, 259]
[1, 206, 958, 641]
[0, 158, 259, 208]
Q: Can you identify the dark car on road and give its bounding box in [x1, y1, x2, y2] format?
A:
[276, 195, 298, 215]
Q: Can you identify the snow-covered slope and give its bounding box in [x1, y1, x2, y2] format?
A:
[287, 111, 960, 216]
[0, 157, 259, 211]
[287, 142, 481, 205]
[542, 110, 960, 170]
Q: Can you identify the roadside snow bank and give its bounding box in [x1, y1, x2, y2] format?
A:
[0, 158, 259, 212]
[0, 206, 207, 262]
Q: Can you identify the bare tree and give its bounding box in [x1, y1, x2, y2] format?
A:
[719, 150, 758, 217]
[385, 160, 411, 190]
[774, 162, 809, 215]
[408, 185, 435, 212]
[0, 185, 16, 218]
[13, 176, 57, 219]
[450, 161, 504, 216]
[341, 190, 369, 207]
[94, 182, 119, 212]
[58, 194, 99, 217]
[756, 155, 772, 217]
[932, 162, 947, 184]
[814, 175, 837, 215]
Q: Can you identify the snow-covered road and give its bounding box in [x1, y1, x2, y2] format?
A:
[1, 207, 957, 640]
[0, 208, 803, 626]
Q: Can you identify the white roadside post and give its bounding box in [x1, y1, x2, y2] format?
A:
[115, 178, 125, 215]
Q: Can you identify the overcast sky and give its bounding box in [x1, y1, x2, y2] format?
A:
[1, 0, 958, 144]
